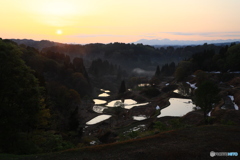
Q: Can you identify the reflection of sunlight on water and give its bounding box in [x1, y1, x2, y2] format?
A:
[158, 98, 195, 118]
[173, 89, 179, 93]
[92, 105, 106, 113]
[98, 93, 110, 97]
[93, 99, 107, 105]
[86, 115, 112, 125]
[138, 83, 150, 87]
[125, 102, 149, 109]
[106, 99, 148, 109]
[133, 115, 147, 121]
[106, 99, 137, 107]
[124, 99, 137, 105]
[100, 89, 110, 93]
[106, 100, 123, 107]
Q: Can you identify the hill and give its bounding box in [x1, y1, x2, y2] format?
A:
[1, 38, 240, 159]
[10, 38, 233, 73]
[0, 39, 92, 154]
[10, 39, 63, 50]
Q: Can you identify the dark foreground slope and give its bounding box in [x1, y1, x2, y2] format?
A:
[3, 125, 240, 160]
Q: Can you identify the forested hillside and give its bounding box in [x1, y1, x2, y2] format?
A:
[12, 39, 228, 72]
[175, 43, 240, 81]
[0, 39, 91, 154]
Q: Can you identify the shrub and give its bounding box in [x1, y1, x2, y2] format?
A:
[31, 131, 74, 153]
[169, 119, 183, 129]
[153, 121, 168, 131]
[140, 87, 161, 98]
[127, 131, 139, 139]
[220, 119, 236, 125]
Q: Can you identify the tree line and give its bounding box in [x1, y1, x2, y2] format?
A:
[14, 40, 228, 72]
[175, 43, 240, 81]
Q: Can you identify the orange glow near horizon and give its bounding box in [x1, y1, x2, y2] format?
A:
[1, 0, 240, 44]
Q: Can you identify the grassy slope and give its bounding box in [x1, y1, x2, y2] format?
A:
[2, 125, 240, 160]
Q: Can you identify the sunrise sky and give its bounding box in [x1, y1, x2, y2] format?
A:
[1, 0, 240, 44]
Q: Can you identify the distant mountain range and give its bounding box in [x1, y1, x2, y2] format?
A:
[134, 39, 240, 46]
[11, 38, 240, 47]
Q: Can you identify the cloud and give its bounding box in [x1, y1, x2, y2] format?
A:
[66, 32, 240, 44]
[68, 34, 128, 38]
[68, 33, 160, 39]
[143, 35, 158, 38]
[220, 34, 240, 37]
[161, 32, 196, 36]
[203, 32, 240, 37]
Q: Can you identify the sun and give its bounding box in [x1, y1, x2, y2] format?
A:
[56, 29, 63, 35]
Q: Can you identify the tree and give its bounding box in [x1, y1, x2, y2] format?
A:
[0, 40, 42, 152]
[0, 40, 41, 131]
[169, 62, 176, 75]
[73, 57, 90, 82]
[194, 70, 208, 85]
[155, 65, 161, 77]
[119, 80, 126, 94]
[175, 61, 193, 81]
[193, 80, 220, 122]
[226, 44, 240, 71]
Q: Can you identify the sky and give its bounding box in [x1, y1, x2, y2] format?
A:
[1, 0, 240, 44]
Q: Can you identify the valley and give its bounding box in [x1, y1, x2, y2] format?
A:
[0, 38, 240, 159]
